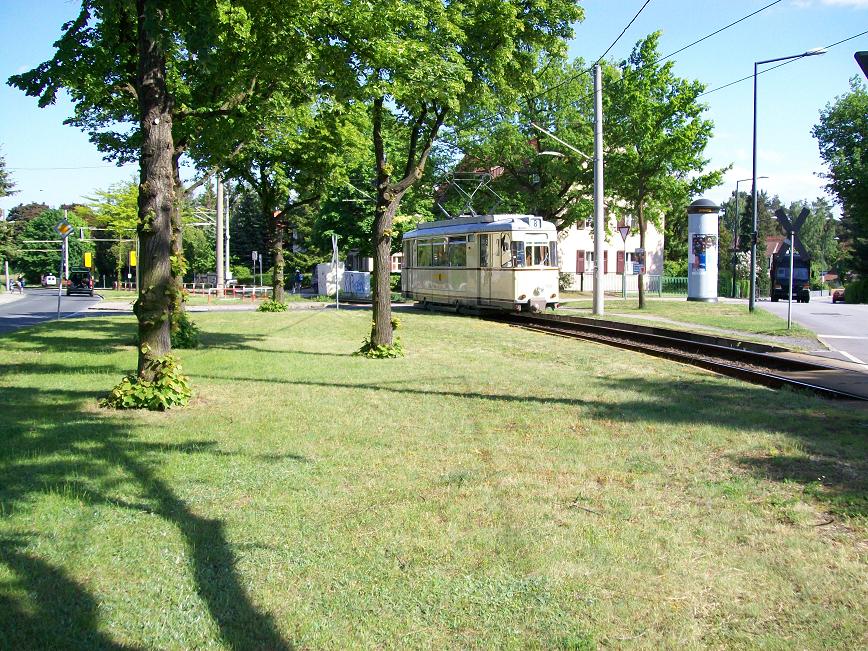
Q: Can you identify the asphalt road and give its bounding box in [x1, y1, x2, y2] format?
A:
[0, 287, 102, 334]
[758, 294, 868, 365]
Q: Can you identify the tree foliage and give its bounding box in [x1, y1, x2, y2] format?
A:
[322, 0, 582, 349]
[17, 209, 94, 282]
[447, 55, 595, 230]
[0, 146, 15, 200]
[604, 32, 726, 307]
[812, 78, 868, 276]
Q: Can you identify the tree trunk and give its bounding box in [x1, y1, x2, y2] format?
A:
[638, 201, 646, 309]
[170, 149, 186, 316]
[271, 211, 285, 302]
[370, 192, 400, 346]
[134, 0, 174, 379]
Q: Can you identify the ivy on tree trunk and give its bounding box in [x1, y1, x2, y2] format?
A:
[133, 0, 175, 380]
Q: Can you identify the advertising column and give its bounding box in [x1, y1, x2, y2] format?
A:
[687, 198, 720, 302]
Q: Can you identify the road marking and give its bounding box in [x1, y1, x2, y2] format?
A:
[839, 350, 866, 365]
[817, 335, 868, 340]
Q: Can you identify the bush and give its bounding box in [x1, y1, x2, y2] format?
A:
[171, 311, 200, 349]
[100, 354, 192, 411]
[844, 278, 868, 304]
[558, 272, 574, 292]
[664, 259, 687, 277]
[257, 299, 288, 312]
[390, 273, 401, 292]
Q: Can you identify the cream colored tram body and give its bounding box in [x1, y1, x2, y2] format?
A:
[401, 214, 560, 312]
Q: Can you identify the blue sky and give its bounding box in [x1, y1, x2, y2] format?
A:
[1, 0, 866, 217]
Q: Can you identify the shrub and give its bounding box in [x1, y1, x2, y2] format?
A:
[558, 272, 574, 292]
[257, 299, 288, 312]
[100, 354, 192, 411]
[844, 279, 867, 304]
[171, 311, 200, 349]
[390, 274, 401, 291]
[354, 317, 405, 358]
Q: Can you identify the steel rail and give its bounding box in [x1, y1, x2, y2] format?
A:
[486, 312, 867, 402]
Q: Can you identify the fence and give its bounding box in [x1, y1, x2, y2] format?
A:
[183, 283, 272, 301]
[562, 273, 686, 297]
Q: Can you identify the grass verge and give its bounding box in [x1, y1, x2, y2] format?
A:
[0, 309, 864, 648]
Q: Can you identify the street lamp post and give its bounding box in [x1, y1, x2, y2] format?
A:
[750, 48, 825, 312]
[733, 176, 766, 298]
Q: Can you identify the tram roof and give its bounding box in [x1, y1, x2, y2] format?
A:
[403, 214, 556, 239]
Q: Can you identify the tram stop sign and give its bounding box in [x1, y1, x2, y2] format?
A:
[54, 219, 73, 238]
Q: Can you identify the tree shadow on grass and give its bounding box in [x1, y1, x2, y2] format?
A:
[0, 536, 138, 651]
[0, 385, 295, 650]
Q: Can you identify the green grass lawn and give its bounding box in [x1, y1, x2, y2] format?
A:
[0, 309, 865, 648]
[559, 295, 815, 339]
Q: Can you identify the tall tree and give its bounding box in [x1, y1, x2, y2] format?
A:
[812, 77, 868, 275]
[17, 209, 95, 282]
[0, 146, 15, 200]
[447, 56, 596, 230]
[605, 32, 725, 308]
[323, 0, 582, 351]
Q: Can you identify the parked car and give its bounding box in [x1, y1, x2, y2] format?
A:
[66, 268, 94, 297]
[832, 288, 845, 303]
[41, 274, 57, 287]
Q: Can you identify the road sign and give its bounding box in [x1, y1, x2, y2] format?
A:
[856, 51, 868, 79]
[54, 219, 73, 238]
[129, 250, 137, 267]
[618, 225, 630, 241]
[774, 207, 808, 257]
[252, 250, 258, 261]
[84, 251, 92, 268]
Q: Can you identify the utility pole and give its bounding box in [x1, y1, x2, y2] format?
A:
[216, 177, 225, 297]
[224, 182, 231, 282]
[593, 63, 605, 316]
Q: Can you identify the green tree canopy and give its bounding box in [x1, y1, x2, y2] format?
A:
[322, 0, 582, 349]
[0, 146, 15, 200]
[17, 209, 94, 282]
[812, 77, 868, 275]
[604, 32, 726, 307]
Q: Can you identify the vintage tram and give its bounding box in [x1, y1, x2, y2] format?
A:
[401, 214, 560, 312]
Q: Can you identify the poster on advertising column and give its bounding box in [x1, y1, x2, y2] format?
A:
[691, 234, 717, 272]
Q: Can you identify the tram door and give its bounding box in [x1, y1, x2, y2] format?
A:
[478, 234, 491, 304]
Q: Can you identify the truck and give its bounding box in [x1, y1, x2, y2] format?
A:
[770, 251, 810, 303]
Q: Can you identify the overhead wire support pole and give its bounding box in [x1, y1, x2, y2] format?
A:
[593, 63, 605, 316]
[749, 47, 825, 312]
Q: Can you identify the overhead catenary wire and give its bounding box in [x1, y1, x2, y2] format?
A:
[527, 0, 784, 104]
[699, 28, 868, 97]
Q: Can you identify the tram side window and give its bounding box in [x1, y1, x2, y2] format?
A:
[432, 239, 448, 266]
[448, 237, 467, 267]
[417, 240, 432, 266]
[479, 234, 489, 267]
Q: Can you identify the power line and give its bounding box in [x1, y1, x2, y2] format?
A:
[595, 0, 654, 65]
[9, 165, 121, 171]
[656, 0, 783, 64]
[528, 0, 781, 104]
[699, 28, 868, 98]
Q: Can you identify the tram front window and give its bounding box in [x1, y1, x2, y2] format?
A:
[514, 241, 551, 266]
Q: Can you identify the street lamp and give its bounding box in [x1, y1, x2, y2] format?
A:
[733, 175, 767, 298]
[749, 47, 826, 311]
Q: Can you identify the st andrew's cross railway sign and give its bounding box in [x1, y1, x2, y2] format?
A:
[774, 207, 809, 258]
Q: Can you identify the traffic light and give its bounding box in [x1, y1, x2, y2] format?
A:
[856, 52, 868, 79]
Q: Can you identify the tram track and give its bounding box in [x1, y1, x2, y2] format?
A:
[485, 312, 868, 402]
